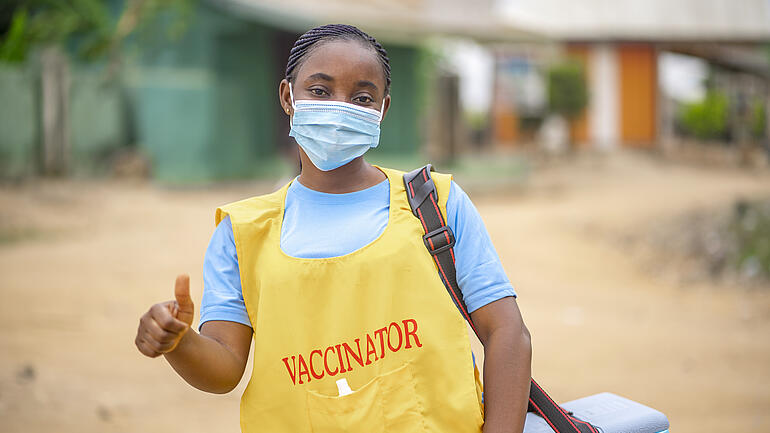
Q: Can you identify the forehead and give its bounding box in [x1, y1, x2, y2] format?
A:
[295, 39, 386, 90]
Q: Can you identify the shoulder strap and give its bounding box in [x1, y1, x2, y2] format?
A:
[403, 165, 598, 433]
[403, 164, 477, 334]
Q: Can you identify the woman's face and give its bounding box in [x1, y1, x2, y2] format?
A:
[279, 39, 391, 120]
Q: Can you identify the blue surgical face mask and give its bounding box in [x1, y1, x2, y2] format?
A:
[288, 83, 383, 171]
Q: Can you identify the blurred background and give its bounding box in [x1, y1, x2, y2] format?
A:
[0, 0, 769, 432]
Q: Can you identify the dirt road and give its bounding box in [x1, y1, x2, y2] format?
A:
[1, 152, 768, 432]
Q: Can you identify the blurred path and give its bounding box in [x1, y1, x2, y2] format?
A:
[1, 152, 768, 433]
[470, 153, 770, 433]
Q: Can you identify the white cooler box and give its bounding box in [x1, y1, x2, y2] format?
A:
[523, 392, 670, 433]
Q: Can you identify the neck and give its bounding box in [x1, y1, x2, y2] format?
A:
[297, 156, 386, 194]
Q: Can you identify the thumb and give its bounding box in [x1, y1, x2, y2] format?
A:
[174, 274, 194, 326]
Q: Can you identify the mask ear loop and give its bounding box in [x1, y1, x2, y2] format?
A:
[375, 94, 387, 122]
[288, 82, 297, 127]
[288, 82, 297, 110]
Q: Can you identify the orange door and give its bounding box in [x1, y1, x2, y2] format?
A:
[619, 45, 657, 146]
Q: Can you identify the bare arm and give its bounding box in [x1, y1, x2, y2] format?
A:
[163, 320, 252, 393]
[471, 296, 532, 433]
[135, 275, 253, 394]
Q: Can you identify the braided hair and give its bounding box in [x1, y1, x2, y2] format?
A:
[285, 24, 391, 95]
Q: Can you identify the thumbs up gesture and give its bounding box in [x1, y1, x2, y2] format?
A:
[135, 275, 195, 358]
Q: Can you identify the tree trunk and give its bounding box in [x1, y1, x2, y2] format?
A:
[40, 45, 70, 176]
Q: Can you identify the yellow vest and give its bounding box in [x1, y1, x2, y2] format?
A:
[216, 166, 484, 432]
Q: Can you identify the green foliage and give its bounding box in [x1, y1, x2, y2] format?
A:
[0, 0, 191, 62]
[546, 60, 588, 120]
[731, 200, 770, 280]
[133, 0, 193, 41]
[750, 99, 766, 139]
[0, 8, 29, 62]
[465, 110, 488, 131]
[0, 0, 112, 62]
[765, 43, 770, 65]
[679, 90, 729, 140]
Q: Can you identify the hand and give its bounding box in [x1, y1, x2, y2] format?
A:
[135, 274, 195, 358]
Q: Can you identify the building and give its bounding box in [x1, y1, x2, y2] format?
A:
[494, 0, 770, 149]
[0, 0, 533, 182]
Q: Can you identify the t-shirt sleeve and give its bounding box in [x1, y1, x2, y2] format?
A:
[200, 215, 252, 329]
[447, 181, 516, 313]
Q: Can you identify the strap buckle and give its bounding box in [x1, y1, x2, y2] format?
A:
[422, 226, 456, 256]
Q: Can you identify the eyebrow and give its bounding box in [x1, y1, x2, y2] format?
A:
[356, 80, 378, 92]
[304, 73, 379, 92]
[307, 73, 333, 82]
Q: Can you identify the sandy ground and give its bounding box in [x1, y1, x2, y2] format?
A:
[1, 152, 769, 433]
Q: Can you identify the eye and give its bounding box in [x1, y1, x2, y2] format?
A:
[353, 95, 375, 105]
[309, 88, 328, 97]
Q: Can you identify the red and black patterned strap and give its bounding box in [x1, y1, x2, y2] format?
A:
[403, 164, 598, 433]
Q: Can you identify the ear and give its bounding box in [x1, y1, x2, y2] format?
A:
[278, 79, 292, 117]
[380, 94, 392, 122]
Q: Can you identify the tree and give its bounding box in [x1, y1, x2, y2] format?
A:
[0, 0, 191, 64]
[679, 90, 729, 141]
[546, 60, 588, 149]
[0, 0, 191, 175]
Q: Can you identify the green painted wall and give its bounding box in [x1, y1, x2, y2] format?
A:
[0, 65, 37, 178]
[127, 3, 425, 183]
[0, 61, 127, 178]
[70, 67, 128, 175]
[126, 3, 280, 184]
[373, 44, 420, 157]
[209, 25, 277, 179]
[0, 0, 426, 183]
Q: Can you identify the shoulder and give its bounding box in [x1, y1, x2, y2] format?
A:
[393, 165, 453, 211]
[215, 184, 288, 226]
[447, 180, 469, 206]
[445, 180, 487, 233]
[433, 171, 452, 211]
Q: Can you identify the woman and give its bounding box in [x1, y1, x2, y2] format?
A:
[135, 24, 531, 433]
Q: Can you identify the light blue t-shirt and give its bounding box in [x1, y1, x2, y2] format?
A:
[200, 178, 515, 328]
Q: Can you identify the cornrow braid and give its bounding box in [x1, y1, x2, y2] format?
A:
[285, 24, 391, 95]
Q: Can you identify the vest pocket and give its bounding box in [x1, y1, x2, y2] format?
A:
[306, 363, 426, 433]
